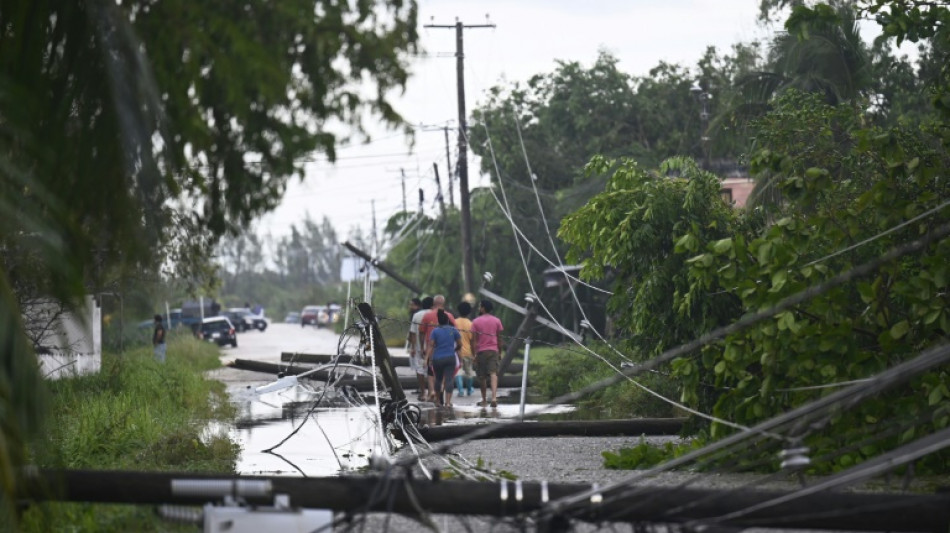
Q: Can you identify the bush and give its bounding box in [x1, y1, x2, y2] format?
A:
[531, 343, 680, 419]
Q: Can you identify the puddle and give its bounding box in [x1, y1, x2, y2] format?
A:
[224, 381, 577, 477]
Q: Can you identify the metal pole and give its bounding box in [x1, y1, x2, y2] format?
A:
[519, 338, 531, 420]
[343, 279, 352, 327]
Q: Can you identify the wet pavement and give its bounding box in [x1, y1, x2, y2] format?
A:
[207, 322, 570, 477]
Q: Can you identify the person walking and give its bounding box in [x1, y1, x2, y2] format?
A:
[471, 300, 504, 407]
[419, 294, 455, 402]
[454, 301, 476, 396]
[425, 309, 461, 407]
[408, 296, 432, 401]
[153, 314, 167, 363]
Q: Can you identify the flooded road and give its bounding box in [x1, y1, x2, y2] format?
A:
[208, 322, 573, 477]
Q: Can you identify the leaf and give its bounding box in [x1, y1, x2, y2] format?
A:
[928, 386, 943, 406]
[889, 320, 910, 340]
[757, 242, 772, 264]
[770, 270, 788, 292]
[712, 238, 733, 255]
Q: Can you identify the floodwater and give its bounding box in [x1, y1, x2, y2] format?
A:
[209, 322, 574, 477]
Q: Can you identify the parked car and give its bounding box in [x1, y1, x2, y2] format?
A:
[301, 304, 342, 328]
[243, 308, 268, 331]
[284, 311, 301, 324]
[224, 308, 255, 332]
[197, 316, 237, 347]
[301, 305, 322, 327]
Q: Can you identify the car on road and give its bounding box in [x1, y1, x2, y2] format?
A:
[301, 305, 322, 327]
[197, 316, 237, 347]
[224, 308, 255, 332]
[300, 305, 342, 327]
[244, 308, 268, 331]
[284, 311, 300, 324]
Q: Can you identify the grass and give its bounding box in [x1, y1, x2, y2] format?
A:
[16, 336, 239, 532]
[529, 343, 680, 420]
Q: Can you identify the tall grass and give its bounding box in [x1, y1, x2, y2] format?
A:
[17, 336, 238, 532]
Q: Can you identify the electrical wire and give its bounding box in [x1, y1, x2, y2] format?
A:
[477, 123, 770, 437]
[377, 221, 950, 485]
[803, 198, 950, 267]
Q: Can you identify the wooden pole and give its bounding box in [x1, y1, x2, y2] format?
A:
[281, 352, 411, 367]
[230, 359, 525, 391]
[357, 302, 405, 402]
[341, 241, 423, 295]
[22, 469, 950, 531]
[498, 300, 537, 376]
[396, 419, 685, 442]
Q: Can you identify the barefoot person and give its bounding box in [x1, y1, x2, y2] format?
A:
[471, 300, 504, 407]
[454, 301, 476, 396]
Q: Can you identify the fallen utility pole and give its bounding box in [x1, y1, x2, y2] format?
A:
[479, 287, 580, 342]
[281, 352, 410, 367]
[498, 298, 538, 376]
[342, 240, 423, 295]
[22, 469, 950, 531]
[230, 359, 525, 392]
[396, 418, 685, 443]
[357, 302, 405, 402]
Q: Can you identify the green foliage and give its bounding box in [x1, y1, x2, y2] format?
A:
[532, 344, 679, 419]
[559, 156, 742, 358]
[19, 336, 238, 531]
[680, 91, 950, 471]
[1, 0, 419, 514]
[603, 437, 698, 470]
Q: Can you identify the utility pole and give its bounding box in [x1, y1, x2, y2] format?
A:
[400, 168, 407, 213]
[370, 199, 378, 257]
[423, 18, 495, 295]
[444, 126, 454, 208]
[432, 162, 446, 216]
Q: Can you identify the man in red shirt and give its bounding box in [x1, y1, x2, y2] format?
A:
[419, 294, 455, 401]
[471, 300, 504, 407]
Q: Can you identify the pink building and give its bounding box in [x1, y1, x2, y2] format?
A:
[720, 176, 755, 208]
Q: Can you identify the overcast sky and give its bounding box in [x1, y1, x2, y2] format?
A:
[254, 1, 780, 246]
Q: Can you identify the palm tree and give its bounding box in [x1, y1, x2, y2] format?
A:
[714, 5, 871, 208]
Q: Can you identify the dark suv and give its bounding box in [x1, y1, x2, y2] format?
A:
[197, 316, 237, 347]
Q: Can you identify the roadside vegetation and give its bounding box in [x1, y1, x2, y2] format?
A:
[17, 337, 238, 532]
[530, 344, 679, 420]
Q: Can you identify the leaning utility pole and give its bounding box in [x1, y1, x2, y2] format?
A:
[443, 126, 454, 208]
[424, 19, 495, 295]
[432, 162, 446, 216]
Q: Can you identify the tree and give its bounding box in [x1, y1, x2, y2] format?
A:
[678, 91, 950, 469]
[0, 0, 419, 518]
[559, 156, 741, 358]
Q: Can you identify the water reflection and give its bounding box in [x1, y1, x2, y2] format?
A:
[229, 384, 387, 477]
[227, 382, 577, 477]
